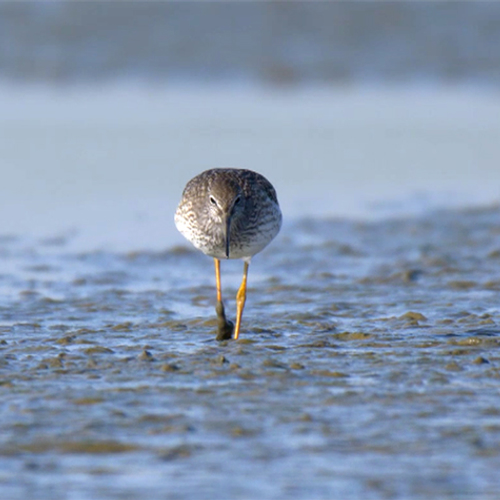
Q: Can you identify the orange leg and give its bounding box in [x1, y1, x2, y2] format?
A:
[214, 258, 234, 341]
[214, 258, 222, 302]
[234, 261, 249, 340]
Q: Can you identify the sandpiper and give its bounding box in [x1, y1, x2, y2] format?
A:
[175, 168, 282, 340]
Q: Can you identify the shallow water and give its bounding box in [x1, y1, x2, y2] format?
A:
[1, 206, 500, 499]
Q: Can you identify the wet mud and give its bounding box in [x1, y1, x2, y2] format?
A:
[1, 206, 500, 499]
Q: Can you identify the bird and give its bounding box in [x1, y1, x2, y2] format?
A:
[175, 168, 282, 340]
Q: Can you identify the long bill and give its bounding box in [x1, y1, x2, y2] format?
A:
[224, 214, 232, 259]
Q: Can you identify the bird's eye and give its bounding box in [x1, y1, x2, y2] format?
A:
[234, 196, 241, 205]
[209, 196, 217, 206]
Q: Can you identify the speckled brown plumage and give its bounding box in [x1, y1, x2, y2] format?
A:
[175, 168, 281, 261]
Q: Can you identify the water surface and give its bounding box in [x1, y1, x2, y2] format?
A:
[1, 206, 500, 499]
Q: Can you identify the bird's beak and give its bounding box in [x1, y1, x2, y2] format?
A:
[224, 214, 232, 259]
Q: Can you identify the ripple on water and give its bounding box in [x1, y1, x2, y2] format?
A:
[1, 206, 500, 498]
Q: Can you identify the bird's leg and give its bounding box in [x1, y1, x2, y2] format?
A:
[214, 258, 233, 341]
[214, 258, 222, 303]
[234, 261, 249, 340]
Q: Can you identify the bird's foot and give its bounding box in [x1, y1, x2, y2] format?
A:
[215, 300, 234, 341]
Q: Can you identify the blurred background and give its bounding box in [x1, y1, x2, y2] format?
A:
[1, 1, 499, 250]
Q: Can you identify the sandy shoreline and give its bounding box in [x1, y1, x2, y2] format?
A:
[1, 84, 499, 252]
